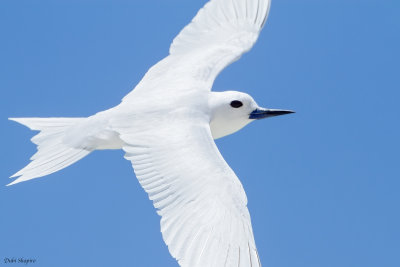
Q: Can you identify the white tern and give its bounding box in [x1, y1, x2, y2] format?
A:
[9, 0, 294, 266]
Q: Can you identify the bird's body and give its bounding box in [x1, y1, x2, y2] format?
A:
[9, 0, 294, 266]
[59, 90, 259, 152]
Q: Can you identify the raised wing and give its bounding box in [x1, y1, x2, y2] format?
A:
[112, 115, 261, 267]
[122, 0, 271, 101]
[170, 0, 271, 56]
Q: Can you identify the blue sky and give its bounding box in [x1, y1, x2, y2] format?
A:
[1, 0, 399, 266]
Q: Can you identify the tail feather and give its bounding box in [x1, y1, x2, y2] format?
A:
[8, 117, 91, 186]
[9, 117, 82, 130]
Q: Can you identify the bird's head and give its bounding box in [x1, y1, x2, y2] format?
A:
[209, 91, 294, 139]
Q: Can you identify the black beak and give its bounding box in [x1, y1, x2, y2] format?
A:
[249, 108, 295, 120]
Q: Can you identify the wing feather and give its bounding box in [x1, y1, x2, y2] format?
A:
[170, 0, 271, 55]
[113, 116, 260, 266]
[122, 0, 271, 102]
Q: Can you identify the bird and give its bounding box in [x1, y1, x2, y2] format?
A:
[9, 0, 294, 266]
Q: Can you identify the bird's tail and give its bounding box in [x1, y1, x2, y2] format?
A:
[8, 117, 91, 186]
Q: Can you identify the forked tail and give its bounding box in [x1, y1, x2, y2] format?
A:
[8, 117, 91, 186]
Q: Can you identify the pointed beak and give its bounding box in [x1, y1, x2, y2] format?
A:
[249, 108, 295, 120]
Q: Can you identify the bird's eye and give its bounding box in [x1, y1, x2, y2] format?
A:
[230, 100, 243, 108]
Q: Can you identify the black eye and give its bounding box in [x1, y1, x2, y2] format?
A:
[230, 100, 243, 108]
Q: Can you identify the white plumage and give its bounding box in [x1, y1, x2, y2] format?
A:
[9, 0, 295, 266]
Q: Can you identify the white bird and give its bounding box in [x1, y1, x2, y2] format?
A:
[9, 0, 294, 266]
